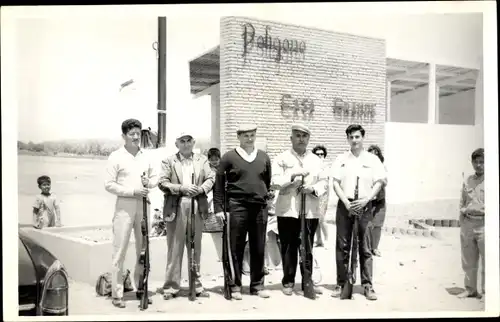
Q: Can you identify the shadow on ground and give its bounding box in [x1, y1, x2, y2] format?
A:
[321, 283, 366, 296]
[445, 287, 465, 296]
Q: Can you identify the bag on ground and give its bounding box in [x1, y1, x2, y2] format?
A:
[95, 269, 134, 297]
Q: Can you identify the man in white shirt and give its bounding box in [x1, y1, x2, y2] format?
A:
[271, 123, 328, 299]
[158, 132, 215, 300]
[104, 118, 159, 308]
[330, 124, 386, 301]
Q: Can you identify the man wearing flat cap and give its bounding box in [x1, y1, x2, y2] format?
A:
[158, 131, 215, 300]
[270, 123, 328, 300]
[213, 123, 273, 300]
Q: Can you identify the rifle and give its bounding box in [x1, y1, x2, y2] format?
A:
[221, 173, 235, 300]
[187, 173, 197, 301]
[340, 176, 360, 300]
[138, 172, 150, 310]
[299, 175, 316, 300]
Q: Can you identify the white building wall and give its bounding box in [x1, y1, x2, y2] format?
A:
[390, 86, 429, 123]
[439, 90, 476, 125]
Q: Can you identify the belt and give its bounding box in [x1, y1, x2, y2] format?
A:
[464, 213, 484, 220]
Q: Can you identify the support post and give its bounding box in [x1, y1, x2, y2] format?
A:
[157, 16, 167, 147]
[428, 63, 437, 124]
[386, 80, 391, 122]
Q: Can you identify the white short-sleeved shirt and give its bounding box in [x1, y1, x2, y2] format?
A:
[331, 149, 387, 200]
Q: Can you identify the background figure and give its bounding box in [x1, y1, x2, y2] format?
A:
[367, 145, 387, 257]
[32, 175, 62, 229]
[206, 148, 224, 261]
[458, 148, 485, 301]
[243, 190, 281, 276]
[312, 145, 330, 247]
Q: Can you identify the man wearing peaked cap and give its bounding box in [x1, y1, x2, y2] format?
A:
[157, 128, 215, 300]
[213, 122, 273, 300]
[236, 123, 258, 134]
[270, 122, 327, 300]
[291, 123, 311, 136]
[176, 131, 194, 140]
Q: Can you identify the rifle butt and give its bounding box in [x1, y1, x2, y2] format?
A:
[340, 281, 354, 300]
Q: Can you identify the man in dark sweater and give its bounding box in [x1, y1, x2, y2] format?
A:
[213, 123, 272, 300]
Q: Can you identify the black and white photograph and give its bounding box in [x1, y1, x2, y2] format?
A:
[1, 2, 498, 320]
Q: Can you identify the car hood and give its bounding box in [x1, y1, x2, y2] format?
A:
[19, 229, 57, 284]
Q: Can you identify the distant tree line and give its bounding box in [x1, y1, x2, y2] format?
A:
[18, 140, 120, 157]
[18, 137, 214, 157]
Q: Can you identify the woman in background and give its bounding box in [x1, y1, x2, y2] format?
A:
[206, 148, 224, 259]
[312, 145, 330, 247]
[367, 145, 387, 257]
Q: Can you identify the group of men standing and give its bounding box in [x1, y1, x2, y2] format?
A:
[104, 117, 485, 308]
[104, 118, 386, 307]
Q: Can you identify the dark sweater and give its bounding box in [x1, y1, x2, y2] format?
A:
[213, 149, 272, 213]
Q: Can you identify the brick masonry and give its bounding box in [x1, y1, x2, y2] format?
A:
[219, 16, 387, 162]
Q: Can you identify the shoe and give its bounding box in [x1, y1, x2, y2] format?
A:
[112, 298, 126, 308]
[251, 290, 270, 298]
[282, 287, 293, 296]
[372, 249, 382, 257]
[314, 286, 323, 294]
[457, 290, 479, 298]
[364, 285, 378, 301]
[162, 293, 177, 300]
[264, 267, 270, 275]
[196, 290, 210, 298]
[331, 285, 342, 298]
[136, 292, 153, 304]
[232, 291, 243, 300]
[315, 242, 324, 248]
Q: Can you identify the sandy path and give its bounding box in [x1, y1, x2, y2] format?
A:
[67, 224, 484, 317]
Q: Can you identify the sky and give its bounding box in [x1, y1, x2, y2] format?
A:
[14, 5, 484, 144]
[16, 16, 214, 143]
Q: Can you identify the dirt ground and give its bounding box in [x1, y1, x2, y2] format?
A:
[67, 224, 484, 317]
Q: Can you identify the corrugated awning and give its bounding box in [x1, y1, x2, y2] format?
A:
[189, 46, 220, 95]
[387, 58, 478, 98]
[188, 49, 478, 98]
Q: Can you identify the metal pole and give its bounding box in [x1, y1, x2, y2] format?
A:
[157, 16, 167, 147]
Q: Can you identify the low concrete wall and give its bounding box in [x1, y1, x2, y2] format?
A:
[325, 197, 460, 226]
[21, 225, 223, 286]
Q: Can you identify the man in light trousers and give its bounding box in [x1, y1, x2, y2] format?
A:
[104, 119, 159, 308]
[458, 148, 485, 302]
[158, 131, 215, 300]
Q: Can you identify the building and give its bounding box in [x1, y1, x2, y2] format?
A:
[190, 16, 386, 159]
[188, 15, 483, 225]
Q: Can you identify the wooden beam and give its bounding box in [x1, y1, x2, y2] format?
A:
[388, 75, 428, 83]
[189, 65, 220, 75]
[387, 65, 462, 78]
[437, 71, 477, 86]
[391, 84, 416, 90]
[190, 75, 220, 83]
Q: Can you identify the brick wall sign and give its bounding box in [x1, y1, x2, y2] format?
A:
[220, 17, 386, 161]
[241, 23, 306, 64]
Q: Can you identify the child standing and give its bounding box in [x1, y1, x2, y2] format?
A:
[32, 175, 62, 229]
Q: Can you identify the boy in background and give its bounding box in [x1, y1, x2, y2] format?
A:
[32, 175, 62, 229]
[458, 148, 485, 302]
